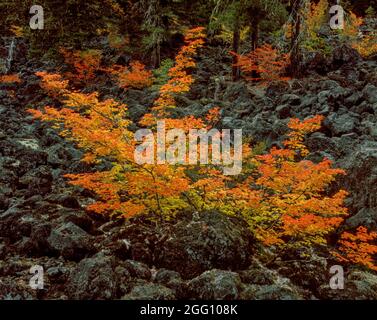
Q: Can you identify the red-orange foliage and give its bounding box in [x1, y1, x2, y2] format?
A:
[29, 27, 350, 253]
[60, 48, 102, 82]
[0, 74, 21, 84]
[144, 27, 206, 118]
[106, 61, 153, 90]
[29, 75, 349, 247]
[35, 72, 69, 98]
[334, 226, 377, 271]
[231, 44, 290, 83]
[27, 84, 217, 218]
[60, 47, 153, 89]
[284, 115, 324, 157]
[28, 28, 210, 218]
[198, 115, 349, 247]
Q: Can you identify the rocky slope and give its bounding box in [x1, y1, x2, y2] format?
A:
[1, 41, 377, 300]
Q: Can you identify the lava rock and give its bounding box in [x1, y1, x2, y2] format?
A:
[155, 210, 254, 279]
[18, 165, 52, 195]
[122, 283, 175, 300]
[67, 252, 117, 299]
[332, 44, 362, 67]
[123, 260, 151, 280]
[362, 84, 377, 104]
[325, 113, 359, 136]
[241, 283, 304, 300]
[187, 269, 242, 300]
[47, 222, 95, 261]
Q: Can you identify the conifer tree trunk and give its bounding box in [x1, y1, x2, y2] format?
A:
[290, 0, 303, 77]
[251, 18, 260, 80]
[251, 20, 259, 51]
[152, 43, 161, 69]
[232, 20, 241, 81]
[144, 0, 162, 68]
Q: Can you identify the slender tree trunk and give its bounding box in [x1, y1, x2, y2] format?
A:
[290, 0, 302, 77]
[152, 43, 161, 68]
[251, 19, 259, 79]
[232, 21, 241, 81]
[145, 0, 162, 68]
[251, 20, 259, 51]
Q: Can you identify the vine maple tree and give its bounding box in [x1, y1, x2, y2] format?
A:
[29, 27, 211, 219]
[28, 86, 193, 218]
[142, 27, 206, 118]
[29, 26, 349, 253]
[185, 115, 348, 248]
[35, 72, 69, 98]
[106, 61, 153, 90]
[60, 47, 153, 90]
[342, 12, 363, 39]
[302, 4, 376, 58]
[299, 0, 331, 53]
[353, 35, 377, 58]
[60, 48, 102, 82]
[231, 44, 290, 83]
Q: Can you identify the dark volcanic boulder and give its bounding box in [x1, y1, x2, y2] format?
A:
[18, 165, 53, 196]
[154, 268, 187, 299]
[66, 252, 118, 299]
[324, 112, 359, 136]
[154, 210, 254, 279]
[123, 260, 151, 280]
[362, 84, 377, 104]
[187, 269, 242, 300]
[0, 206, 31, 242]
[266, 81, 291, 99]
[240, 283, 304, 300]
[122, 283, 175, 300]
[339, 144, 377, 228]
[302, 51, 331, 75]
[47, 222, 95, 261]
[332, 44, 362, 68]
